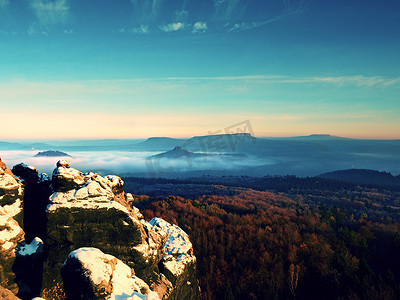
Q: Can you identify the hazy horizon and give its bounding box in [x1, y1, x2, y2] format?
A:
[2, 133, 400, 143]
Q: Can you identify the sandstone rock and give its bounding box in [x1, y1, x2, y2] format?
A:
[0, 285, 20, 300]
[151, 273, 173, 300]
[0, 206, 25, 294]
[61, 247, 159, 300]
[40, 161, 199, 299]
[52, 160, 85, 191]
[141, 218, 200, 300]
[44, 161, 149, 290]
[0, 159, 24, 226]
[0, 158, 25, 295]
[0, 157, 15, 177]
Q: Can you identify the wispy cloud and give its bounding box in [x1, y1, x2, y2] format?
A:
[159, 22, 185, 32]
[161, 74, 400, 88]
[27, 22, 49, 36]
[228, 0, 306, 31]
[130, 0, 163, 22]
[192, 21, 207, 33]
[133, 24, 149, 34]
[312, 76, 400, 88]
[29, 0, 70, 26]
[213, 0, 243, 21]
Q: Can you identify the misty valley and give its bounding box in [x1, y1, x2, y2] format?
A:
[1, 133, 400, 299]
[1, 133, 400, 178]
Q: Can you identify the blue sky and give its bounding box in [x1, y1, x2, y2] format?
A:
[1, 0, 400, 139]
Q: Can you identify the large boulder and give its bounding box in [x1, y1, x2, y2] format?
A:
[61, 247, 160, 300]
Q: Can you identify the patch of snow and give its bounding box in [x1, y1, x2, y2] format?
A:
[47, 200, 129, 214]
[2, 198, 23, 218]
[148, 218, 192, 255]
[105, 175, 124, 188]
[120, 291, 160, 300]
[57, 160, 70, 167]
[132, 243, 150, 257]
[0, 173, 20, 190]
[66, 248, 115, 286]
[163, 253, 196, 278]
[2, 241, 14, 251]
[16, 163, 37, 171]
[39, 173, 50, 182]
[86, 181, 112, 198]
[0, 209, 23, 251]
[17, 237, 43, 256]
[132, 206, 143, 219]
[110, 259, 150, 299]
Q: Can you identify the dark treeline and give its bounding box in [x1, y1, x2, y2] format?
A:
[126, 179, 400, 300]
[123, 174, 400, 197]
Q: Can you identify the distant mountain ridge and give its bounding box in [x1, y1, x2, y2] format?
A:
[319, 169, 400, 187]
[292, 134, 350, 140]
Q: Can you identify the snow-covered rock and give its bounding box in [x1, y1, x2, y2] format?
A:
[62, 247, 160, 300]
[143, 218, 195, 278]
[52, 160, 86, 191]
[16, 237, 43, 256]
[0, 159, 24, 224]
[10, 160, 201, 300]
[0, 206, 24, 252]
[0, 205, 25, 293]
[43, 161, 150, 292]
[0, 158, 26, 294]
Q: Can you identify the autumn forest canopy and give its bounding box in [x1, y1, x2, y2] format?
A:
[124, 175, 400, 300]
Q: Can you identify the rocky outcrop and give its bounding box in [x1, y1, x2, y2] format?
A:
[0, 158, 44, 299]
[44, 163, 149, 291]
[0, 205, 25, 294]
[0, 158, 24, 226]
[1, 158, 200, 299]
[142, 218, 199, 300]
[62, 247, 160, 300]
[0, 158, 25, 294]
[44, 160, 200, 299]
